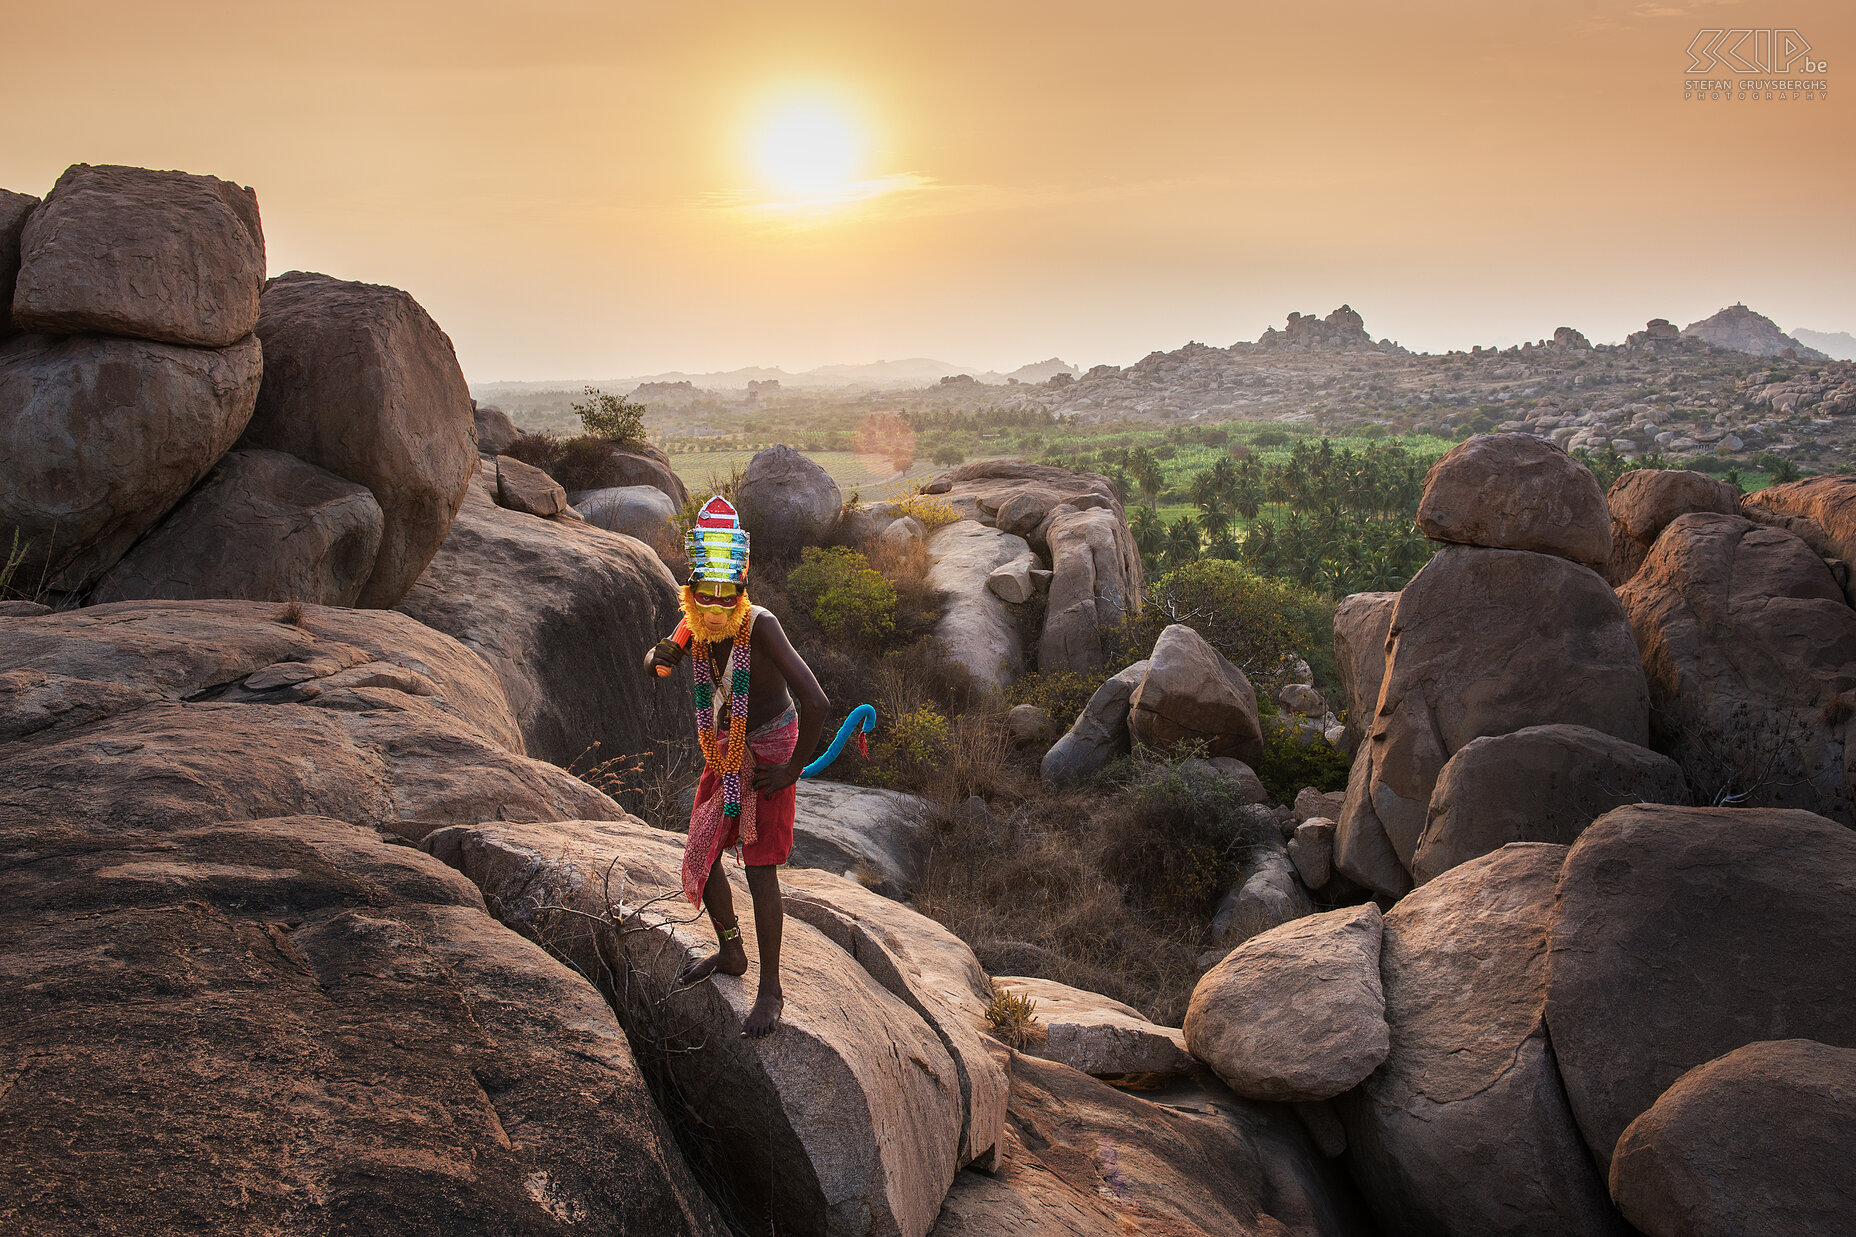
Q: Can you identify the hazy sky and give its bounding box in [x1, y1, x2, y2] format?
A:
[5, 1, 1851, 379]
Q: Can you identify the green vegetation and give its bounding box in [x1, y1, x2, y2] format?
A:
[1129, 559, 1337, 684]
[1253, 725, 1354, 803]
[783, 547, 898, 644]
[570, 386, 649, 444]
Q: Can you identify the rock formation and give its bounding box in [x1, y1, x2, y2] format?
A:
[1040, 658, 1149, 787]
[0, 188, 42, 335]
[1741, 473, 1856, 606]
[992, 976, 1193, 1077]
[1332, 591, 1395, 752]
[738, 443, 842, 557]
[1416, 433, 1611, 567]
[1682, 302, 1829, 360]
[1603, 467, 1739, 586]
[925, 519, 1031, 693]
[244, 270, 477, 609]
[1128, 624, 1264, 764]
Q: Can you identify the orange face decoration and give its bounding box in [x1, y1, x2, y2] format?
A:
[682, 582, 751, 644]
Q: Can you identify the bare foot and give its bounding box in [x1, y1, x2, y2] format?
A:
[676, 935, 748, 987]
[741, 989, 784, 1038]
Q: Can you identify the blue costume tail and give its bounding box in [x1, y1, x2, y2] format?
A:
[800, 704, 877, 778]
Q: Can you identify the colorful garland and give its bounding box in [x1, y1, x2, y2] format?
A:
[691, 611, 754, 817]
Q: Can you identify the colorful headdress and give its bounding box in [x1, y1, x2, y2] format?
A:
[687, 495, 750, 587]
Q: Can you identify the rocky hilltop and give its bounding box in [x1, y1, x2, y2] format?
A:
[1682, 302, 1828, 360]
[5, 163, 1856, 1237]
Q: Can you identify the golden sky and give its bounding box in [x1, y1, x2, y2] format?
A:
[5, 0, 1851, 379]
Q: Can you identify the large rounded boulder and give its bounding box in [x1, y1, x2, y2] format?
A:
[1337, 545, 1647, 892]
[1416, 433, 1611, 567]
[1041, 658, 1149, 788]
[242, 271, 476, 609]
[1618, 512, 1856, 823]
[0, 331, 262, 592]
[1128, 623, 1264, 764]
[1185, 904, 1387, 1102]
[1741, 473, 1856, 605]
[1544, 803, 1856, 1173]
[737, 444, 840, 558]
[1410, 724, 1687, 885]
[10, 163, 265, 348]
[1603, 468, 1739, 585]
[1608, 1039, 1856, 1237]
[89, 448, 383, 607]
[0, 188, 37, 336]
[1340, 843, 1628, 1237]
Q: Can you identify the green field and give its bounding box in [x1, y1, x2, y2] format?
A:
[666, 450, 941, 502]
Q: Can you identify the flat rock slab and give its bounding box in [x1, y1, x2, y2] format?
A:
[994, 976, 1192, 1078]
[0, 814, 727, 1237]
[1186, 904, 1386, 1102]
[0, 600, 616, 839]
[89, 447, 383, 607]
[790, 779, 933, 896]
[245, 270, 476, 609]
[12, 162, 265, 347]
[1545, 803, 1856, 1174]
[0, 331, 261, 591]
[1609, 1039, 1856, 1237]
[428, 817, 967, 1237]
[1416, 432, 1611, 566]
[398, 469, 685, 768]
[1341, 843, 1628, 1237]
[1411, 723, 1687, 885]
[929, 1051, 1374, 1237]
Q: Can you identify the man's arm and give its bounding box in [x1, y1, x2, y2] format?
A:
[752, 613, 829, 792]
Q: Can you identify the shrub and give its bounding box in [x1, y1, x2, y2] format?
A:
[889, 492, 963, 530]
[985, 983, 1047, 1049]
[1130, 559, 1337, 686]
[1008, 669, 1110, 728]
[1252, 723, 1353, 803]
[784, 547, 898, 643]
[571, 386, 648, 444]
[1096, 755, 1277, 918]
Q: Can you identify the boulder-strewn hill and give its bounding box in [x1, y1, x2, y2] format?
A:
[1682, 302, 1828, 360]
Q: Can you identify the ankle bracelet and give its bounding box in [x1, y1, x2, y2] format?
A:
[717, 924, 741, 942]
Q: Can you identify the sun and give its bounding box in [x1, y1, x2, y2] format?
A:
[751, 98, 863, 200]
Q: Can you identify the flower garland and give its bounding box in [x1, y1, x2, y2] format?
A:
[691, 611, 754, 817]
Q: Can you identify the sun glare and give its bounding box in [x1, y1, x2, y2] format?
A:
[752, 99, 862, 200]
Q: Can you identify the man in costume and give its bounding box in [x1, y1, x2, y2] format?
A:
[644, 496, 829, 1038]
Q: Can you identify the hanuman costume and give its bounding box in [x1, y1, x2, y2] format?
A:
[672, 496, 800, 906]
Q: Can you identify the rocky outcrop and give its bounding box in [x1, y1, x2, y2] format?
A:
[0, 188, 37, 335]
[1186, 904, 1387, 1102]
[1741, 474, 1856, 605]
[1340, 546, 1647, 889]
[776, 867, 1009, 1172]
[1603, 468, 1740, 585]
[494, 453, 567, 517]
[473, 401, 522, 454]
[1039, 506, 1140, 673]
[0, 813, 727, 1237]
[89, 448, 383, 607]
[1545, 804, 1856, 1174]
[574, 483, 679, 543]
[1409, 724, 1687, 885]
[1336, 590, 1395, 746]
[1287, 816, 1335, 888]
[926, 519, 1031, 694]
[1608, 1039, 1856, 1237]
[1128, 624, 1263, 764]
[922, 460, 1142, 675]
[1257, 305, 1373, 351]
[739, 443, 841, 557]
[1682, 302, 1828, 360]
[397, 468, 684, 767]
[993, 976, 1192, 1077]
[930, 1051, 1374, 1237]
[244, 270, 476, 609]
[11, 164, 265, 348]
[429, 817, 983, 1237]
[1209, 843, 1315, 950]
[0, 600, 618, 840]
[1333, 746, 1411, 900]
[1342, 844, 1627, 1237]
[1618, 513, 1856, 822]
[789, 779, 932, 896]
[1040, 658, 1148, 788]
[0, 331, 262, 591]
[1416, 433, 1611, 567]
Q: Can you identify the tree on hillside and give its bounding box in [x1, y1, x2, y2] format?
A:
[1128, 447, 1164, 511]
[571, 386, 649, 443]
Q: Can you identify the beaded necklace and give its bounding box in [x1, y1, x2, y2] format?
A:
[691, 611, 754, 817]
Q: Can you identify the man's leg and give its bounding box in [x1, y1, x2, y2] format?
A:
[741, 864, 784, 1037]
[676, 853, 749, 985]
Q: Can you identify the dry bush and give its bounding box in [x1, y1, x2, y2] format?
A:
[276, 599, 308, 627]
[861, 535, 941, 641]
[984, 982, 1047, 1050]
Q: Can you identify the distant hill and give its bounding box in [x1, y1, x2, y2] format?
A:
[474, 354, 1079, 399]
[1793, 328, 1856, 362]
[1681, 304, 1829, 360]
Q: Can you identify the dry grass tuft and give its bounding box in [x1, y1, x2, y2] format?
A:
[984, 981, 1047, 1050]
[276, 600, 308, 627]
